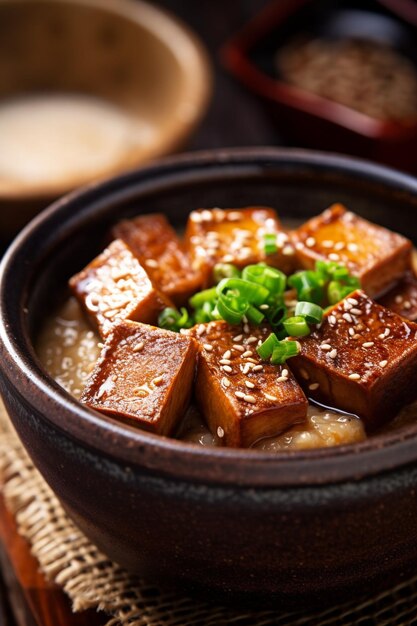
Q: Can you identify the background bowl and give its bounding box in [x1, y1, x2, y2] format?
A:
[2, 148, 417, 606]
[0, 0, 211, 238]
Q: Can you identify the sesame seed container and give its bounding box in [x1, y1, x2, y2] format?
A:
[1, 148, 417, 607]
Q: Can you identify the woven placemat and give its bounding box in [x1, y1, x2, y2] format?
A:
[0, 403, 416, 625]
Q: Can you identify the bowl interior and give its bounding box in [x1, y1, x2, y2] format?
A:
[0, 0, 210, 201]
[3, 148, 417, 487]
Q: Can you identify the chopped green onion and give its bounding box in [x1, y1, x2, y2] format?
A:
[194, 301, 216, 323]
[295, 301, 324, 324]
[287, 271, 324, 304]
[246, 305, 265, 325]
[158, 307, 193, 332]
[271, 340, 300, 364]
[213, 263, 240, 283]
[266, 303, 286, 328]
[283, 315, 311, 337]
[242, 264, 286, 295]
[216, 293, 248, 324]
[256, 333, 280, 359]
[263, 233, 277, 255]
[189, 287, 217, 309]
[327, 281, 357, 305]
[216, 278, 270, 306]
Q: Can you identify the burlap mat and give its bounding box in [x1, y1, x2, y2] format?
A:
[0, 403, 416, 625]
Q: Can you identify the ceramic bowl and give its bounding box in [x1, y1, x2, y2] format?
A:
[1, 148, 417, 606]
[0, 0, 211, 238]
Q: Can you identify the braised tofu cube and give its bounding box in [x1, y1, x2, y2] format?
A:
[378, 271, 417, 322]
[188, 321, 307, 447]
[291, 204, 412, 296]
[69, 239, 172, 338]
[185, 207, 295, 286]
[111, 214, 202, 305]
[289, 290, 417, 429]
[80, 320, 196, 435]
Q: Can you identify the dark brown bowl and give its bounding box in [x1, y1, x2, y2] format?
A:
[2, 148, 417, 607]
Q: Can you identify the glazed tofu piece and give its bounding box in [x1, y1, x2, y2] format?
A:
[80, 320, 196, 435]
[289, 289, 417, 429]
[188, 321, 308, 447]
[185, 207, 295, 287]
[378, 271, 417, 322]
[111, 214, 202, 305]
[69, 239, 172, 338]
[291, 204, 412, 296]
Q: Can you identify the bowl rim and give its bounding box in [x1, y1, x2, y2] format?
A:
[0, 0, 212, 201]
[3, 146, 417, 488]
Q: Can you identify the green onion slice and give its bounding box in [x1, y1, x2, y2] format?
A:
[263, 233, 277, 255]
[213, 263, 240, 284]
[271, 340, 301, 364]
[256, 333, 280, 359]
[216, 277, 270, 306]
[189, 287, 217, 309]
[242, 264, 286, 295]
[295, 301, 324, 324]
[217, 293, 248, 324]
[283, 315, 311, 337]
[246, 305, 265, 325]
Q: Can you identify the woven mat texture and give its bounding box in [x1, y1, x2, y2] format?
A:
[0, 402, 417, 626]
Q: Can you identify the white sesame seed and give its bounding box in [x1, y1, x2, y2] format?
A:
[347, 243, 358, 252]
[246, 358, 258, 364]
[329, 253, 340, 261]
[347, 297, 359, 305]
[243, 324, 250, 334]
[217, 427, 224, 438]
[233, 334, 243, 342]
[133, 341, 144, 352]
[309, 383, 319, 390]
[283, 245, 295, 256]
[320, 343, 331, 350]
[245, 380, 255, 389]
[219, 359, 232, 365]
[265, 393, 278, 401]
[384, 328, 391, 337]
[334, 241, 345, 251]
[201, 209, 213, 221]
[343, 301, 352, 310]
[300, 368, 310, 380]
[379, 360, 388, 368]
[348, 373, 361, 380]
[350, 308, 362, 315]
[222, 365, 233, 373]
[196, 324, 206, 336]
[349, 328, 355, 336]
[395, 295, 403, 304]
[277, 375, 288, 382]
[342, 313, 353, 323]
[153, 376, 164, 386]
[282, 369, 289, 377]
[322, 240, 334, 248]
[228, 211, 243, 221]
[222, 377, 231, 387]
[145, 259, 158, 268]
[233, 344, 245, 352]
[222, 254, 234, 263]
[242, 350, 253, 358]
[404, 301, 412, 310]
[223, 350, 232, 359]
[97, 342, 104, 349]
[328, 315, 337, 325]
[243, 394, 256, 404]
[246, 336, 258, 344]
[253, 365, 263, 372]
[329, 349, 338, 359]
[235, 391, 245, 399]
[203, 343, 213, 351]
[306, 237, 316, 247]
[362, 342, 374, 348]
[259, 304, 269, 310]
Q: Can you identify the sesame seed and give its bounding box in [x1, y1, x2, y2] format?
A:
[245, 380, 255, 389]
[348, 373, 361, 380]
[282, 369, 289, 377]
[342, 313, 353, 323]
[344, 301, 352, 310]
[221, 377, 231, 387]
[350, 308, 362, 316]
[243, 394, 256, 404]
[395, 295, 403, 304]
[334, 241, 345, 251]
[233, 334, 243, 342]
[217, 427, 225, 438]
[97, 342, 104, 349]
[329, 253, 340, 261]
[153, 376, 164, 386]
[283, 245, 295, 256]
[322, 240, 334, 248]
[233, 344, 245, 352]
[347, 243, 358, 252]
[223, 350, 232, 359]
[222, 365, 233, 373]
[228, 211, 243, 221]
[300, 368, 310, 380]
[265, 393, 278, 401]
[404, 301, 412, 310]
[309, 383, 319, 390]
[242, 363, 251, 374]
[306, 237, 316, 247]
[329, 349, 338, 359]
[235, 391, 245, 399]
[253, 365, 263, 372]
[196, 324, 206, 336]
[133, 341, 144, 352]
[277, 375, 288, 382]
[203, 343, 213, 351]
[259, 304, 269, 310]
[349, 328, 355, 336]
[247, 336, 258, 344]
[384, 328, 391, 337]
[145, 259, 158, 268]
[242, 350, 253, 358]
[219, 359, 232, 365]
[222, 254, 234, 263]
[362, 342, 374, 348]
[243, 324, 250, 334]
[328, 315, 337, 325]
[320, 343, 331, 350]
[246, 358, 258, 364]
[379, 360, 388, 368]
[201, 209, 213, 221]
[347, 297, 359, 305]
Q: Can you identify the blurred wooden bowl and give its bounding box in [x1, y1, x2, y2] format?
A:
[0, 0, 211, 238]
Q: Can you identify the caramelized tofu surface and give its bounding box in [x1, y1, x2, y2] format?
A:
[188, 321, 307, 447]
[69, 239, 172, 338]
[81, 320, 196, 435]
[378, 271, 417, 322]
[291, 204, 412, 296]
[289, 290, 417, 429]
[111, 214, 202, 305]
[185, 207, 295, 286]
